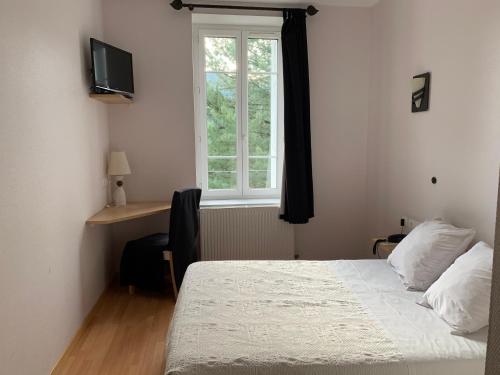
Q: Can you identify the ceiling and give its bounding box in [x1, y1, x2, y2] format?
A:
[195, 0, 380, 7]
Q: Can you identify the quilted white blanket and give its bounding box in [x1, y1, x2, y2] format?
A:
[165, 261, 407, 375]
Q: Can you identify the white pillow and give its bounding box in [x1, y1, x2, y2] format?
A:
[387, 219, 475, 290]
[419, 241, 493, 334]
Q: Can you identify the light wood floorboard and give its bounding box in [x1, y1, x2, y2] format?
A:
[52, 284, 175, 375]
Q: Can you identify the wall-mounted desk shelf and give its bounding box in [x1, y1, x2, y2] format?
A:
[86, 202, 171, 225]
[89, 93, 133, 104]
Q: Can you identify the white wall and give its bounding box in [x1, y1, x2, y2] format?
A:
[103, 0, 500, 261]
[296, 6, 372, 259]
[0, 0, 112, 373]
[2, 1, 498, 370]
[103, 0, 197, 254]
[103, 2, 373, 260]
[3, 0, 499, 372]
[367, 0, 500, 245]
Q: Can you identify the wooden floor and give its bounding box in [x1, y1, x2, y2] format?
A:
[52, 284, 175, 375]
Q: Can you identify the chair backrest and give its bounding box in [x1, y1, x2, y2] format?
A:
[168, 188, 202, 287]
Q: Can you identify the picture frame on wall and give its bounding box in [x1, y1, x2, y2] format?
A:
[412, 72, 431, 112]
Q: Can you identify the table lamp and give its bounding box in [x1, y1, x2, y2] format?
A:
[108, 151, 131, 206]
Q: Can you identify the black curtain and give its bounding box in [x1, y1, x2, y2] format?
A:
[280, 9, 314, 224]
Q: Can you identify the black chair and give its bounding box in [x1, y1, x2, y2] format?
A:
[120, 188, 202, 298]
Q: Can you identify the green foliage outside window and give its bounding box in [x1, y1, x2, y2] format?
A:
[204, 37, 277, 190]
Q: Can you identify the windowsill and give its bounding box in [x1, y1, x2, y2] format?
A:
[201, 198, 280, 208]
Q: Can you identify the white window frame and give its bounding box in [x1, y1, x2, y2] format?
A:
[193, 24, 284, 200]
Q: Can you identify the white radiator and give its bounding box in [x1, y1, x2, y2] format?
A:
[200, 206, 295, 260]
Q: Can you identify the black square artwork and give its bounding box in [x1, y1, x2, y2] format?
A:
[412, 72, 431, 112]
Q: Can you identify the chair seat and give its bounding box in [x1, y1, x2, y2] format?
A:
[130, 232, 170, 248]
[120, 233, 170, 291]
[120, 188, 201, 298]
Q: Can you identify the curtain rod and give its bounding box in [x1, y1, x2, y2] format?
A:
[170, 0, 319, 16]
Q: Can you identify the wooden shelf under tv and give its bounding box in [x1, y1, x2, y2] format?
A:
[89, 93, 133, 104]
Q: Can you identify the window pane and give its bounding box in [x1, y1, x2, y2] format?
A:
[247, 37, 279, 192]
[249, 157, 277, 189]
[248, 73, 276, 157]
[208, 157, 237, 190]
[206, 72, 237, 157]
[208, 172, 237, 190]
[248, 38, 277, 73]
[197, 33, 282, 196]
[205, 37, 237, 72]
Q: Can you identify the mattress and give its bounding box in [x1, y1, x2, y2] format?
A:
[165, 260, 487, 375]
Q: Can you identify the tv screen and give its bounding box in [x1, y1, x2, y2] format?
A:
[90, 38, 134, 97]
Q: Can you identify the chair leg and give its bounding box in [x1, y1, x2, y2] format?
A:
[128, 285, 135, 295]
[164, 251, 178, 300]
[169, 258, 178, 300]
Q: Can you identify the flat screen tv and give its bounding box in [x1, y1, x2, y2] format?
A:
[90, 38, 134, 97]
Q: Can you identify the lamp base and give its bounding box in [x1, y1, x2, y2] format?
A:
[112, 176, 127, 206]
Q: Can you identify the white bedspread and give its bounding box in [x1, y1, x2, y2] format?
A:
[165, 260, 487, 375]
[331, 260, 487, 375]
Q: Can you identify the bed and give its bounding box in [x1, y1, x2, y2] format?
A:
[165, 260, 487, 375]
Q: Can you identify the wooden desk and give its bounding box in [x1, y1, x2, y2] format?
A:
[86, 202, 171, 225]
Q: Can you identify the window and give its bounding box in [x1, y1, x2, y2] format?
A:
[193, 25, 283, 199]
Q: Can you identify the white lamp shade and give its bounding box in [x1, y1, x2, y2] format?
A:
[108, 151, 131, 176]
